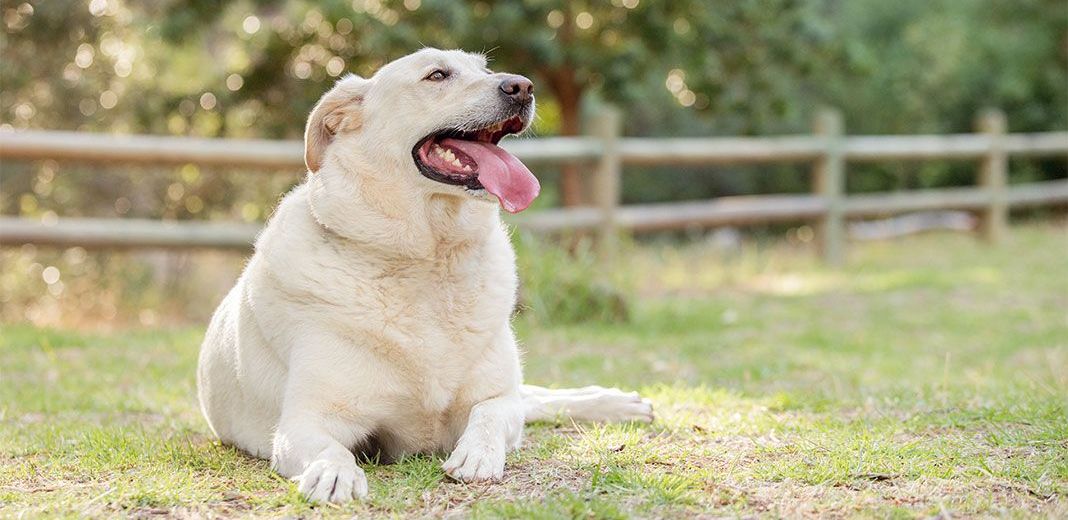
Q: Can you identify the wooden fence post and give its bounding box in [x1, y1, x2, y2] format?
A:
[591, 106, 623, 263]
[812, 108, 845, 266]
[976, 109, 1008, 243]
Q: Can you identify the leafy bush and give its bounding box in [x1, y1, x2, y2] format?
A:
[513, 233, 630, 325]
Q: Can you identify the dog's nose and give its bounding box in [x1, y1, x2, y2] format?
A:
[499, 75, 534, 103]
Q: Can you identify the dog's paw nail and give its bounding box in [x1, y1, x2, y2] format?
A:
[297, 458, 367, 503]
[444, 439, 504, 483]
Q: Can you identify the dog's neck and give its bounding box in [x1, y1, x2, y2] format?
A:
[307, 157, 498, 260]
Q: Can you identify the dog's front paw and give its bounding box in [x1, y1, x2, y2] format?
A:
[294, 458, 369, 503]
[443, 434, 506, 483]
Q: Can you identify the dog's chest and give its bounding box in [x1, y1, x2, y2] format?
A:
[369, 251, 513, 340]
[354, 252, 515, 452]
[322, 243, 515, 383]
[275, 235, 518, 450]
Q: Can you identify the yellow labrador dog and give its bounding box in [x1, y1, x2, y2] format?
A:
[197, 48, 652, 504]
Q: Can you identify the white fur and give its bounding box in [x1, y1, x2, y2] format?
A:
[196, 48, 652, 504]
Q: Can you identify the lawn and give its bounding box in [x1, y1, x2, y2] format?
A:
[1, 224, 1066, 518]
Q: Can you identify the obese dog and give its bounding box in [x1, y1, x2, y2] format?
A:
[197, 48, 652, 504]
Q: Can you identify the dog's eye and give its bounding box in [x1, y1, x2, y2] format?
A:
[424, 70, 449, 82]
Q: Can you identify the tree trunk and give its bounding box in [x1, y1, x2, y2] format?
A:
[544, 67, 585, 207]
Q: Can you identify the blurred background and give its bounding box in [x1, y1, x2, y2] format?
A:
[1, 0, 1066, 327]
[4, 5, 1068, 515]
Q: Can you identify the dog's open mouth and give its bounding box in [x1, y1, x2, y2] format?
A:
[413, 115, 540, 213]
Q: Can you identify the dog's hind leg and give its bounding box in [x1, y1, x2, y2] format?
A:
[520, 384, 654, 423]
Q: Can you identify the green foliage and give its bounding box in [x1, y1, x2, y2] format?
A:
[513, 233, 629, 325]
[1, 0, 825, 135]
[1, 1, 1064, 219]
[820, 0, 1068, 135]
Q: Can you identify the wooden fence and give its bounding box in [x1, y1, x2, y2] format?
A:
[1, 108, 1066, 264]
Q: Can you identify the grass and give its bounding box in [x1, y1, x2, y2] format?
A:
[2, 223, 1066, 518]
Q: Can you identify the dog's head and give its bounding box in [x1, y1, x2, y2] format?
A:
[304, 48, 540, 213]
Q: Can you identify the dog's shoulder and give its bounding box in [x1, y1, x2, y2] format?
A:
[254, 182, 324, 254]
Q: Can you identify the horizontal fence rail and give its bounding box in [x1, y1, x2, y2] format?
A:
[0, 216, 262, 250]
[5, 180, 1063, 249]
[5, 129, 1066, 167]
[0, 130, 603, 167]
[1, 107, 1066, 264]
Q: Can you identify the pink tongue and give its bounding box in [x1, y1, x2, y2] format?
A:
[440, 138, 540, 213]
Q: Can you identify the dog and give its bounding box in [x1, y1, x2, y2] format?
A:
[196, 48, 652, 504]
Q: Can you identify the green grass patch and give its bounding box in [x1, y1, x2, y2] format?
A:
[2, 224, 1066, 517]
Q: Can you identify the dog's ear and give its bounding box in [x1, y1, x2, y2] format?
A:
[304, 74, 371, 173]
